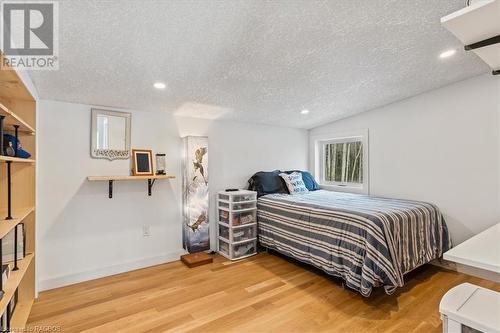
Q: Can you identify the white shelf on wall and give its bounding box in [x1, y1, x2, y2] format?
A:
[441, 0, 500, 74]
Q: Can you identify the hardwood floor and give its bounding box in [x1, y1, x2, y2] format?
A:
[28, 252, 500, 333]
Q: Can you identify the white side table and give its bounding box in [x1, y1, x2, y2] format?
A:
[440, 283, 500, 333]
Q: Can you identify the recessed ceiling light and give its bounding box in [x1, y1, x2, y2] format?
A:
[439, 49, 456, 59]
[300, 109, 310, 115]
[153, 82, 166, 90]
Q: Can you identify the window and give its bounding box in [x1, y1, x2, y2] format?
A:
[323, 140, 363, 184]
[312, 130, 369, 194]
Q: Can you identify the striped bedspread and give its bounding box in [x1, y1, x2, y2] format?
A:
[258, 190, 451, 296]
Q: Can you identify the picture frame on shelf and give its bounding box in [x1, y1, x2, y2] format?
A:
[131, 149, 154, 176]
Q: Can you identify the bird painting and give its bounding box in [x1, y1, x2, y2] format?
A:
[192, 146, 208, 185]
[188, 212, 207, 232]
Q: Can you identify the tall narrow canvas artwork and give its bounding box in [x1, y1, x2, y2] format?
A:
[182, 136, 210, 253]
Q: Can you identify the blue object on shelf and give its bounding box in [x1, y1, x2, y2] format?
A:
[3, 134, 31, 158]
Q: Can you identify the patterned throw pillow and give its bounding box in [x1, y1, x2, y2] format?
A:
[279, 172, 309, 194]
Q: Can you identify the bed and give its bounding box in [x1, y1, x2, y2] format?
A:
[257, 190, 451, 296]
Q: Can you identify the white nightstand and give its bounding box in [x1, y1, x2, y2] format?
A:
[440, 283, 499, 333]
[217, 190, 258, 260]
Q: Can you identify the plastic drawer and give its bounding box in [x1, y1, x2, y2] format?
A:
[232, 201, 256, 210]
[218, 192, 257, 203]
[219, 238, 229, 257]
[232, 193, 257, 202]
[219, 209, 230, 224]
[232, 240, 257, 259]
[218, 193, 230, 201]
[219, 224, 229, 240]
[219, 201, 230, 209]
[232, 224, 256, 242]
[232, 210, 256, 226]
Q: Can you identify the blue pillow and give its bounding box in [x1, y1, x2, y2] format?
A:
[284, 170, 320, 191]
[247, 170, 289, 197]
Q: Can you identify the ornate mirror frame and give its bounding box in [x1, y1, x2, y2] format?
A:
[91, 108, 132, 160]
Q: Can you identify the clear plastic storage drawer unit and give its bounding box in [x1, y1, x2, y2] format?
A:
[217, 190, 258, 260]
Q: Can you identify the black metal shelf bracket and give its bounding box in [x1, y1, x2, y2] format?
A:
[106, 179, 159, 198]
[108, 180, 113, 199]
[13, 224, 19, 271]
[148, 179, 156, 196]
[5, 161, 12, 220]
[0, 238, 4, 300]
[6, 299, 10, 332]
[13, 124, 19, 157]
[464, 35, 500, 51]
[0, 115, 4, 156]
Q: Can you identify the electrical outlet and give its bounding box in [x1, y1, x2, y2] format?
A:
[142, 225, 151, 237]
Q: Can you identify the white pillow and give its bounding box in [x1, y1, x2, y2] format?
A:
[279, 172, 309, 195]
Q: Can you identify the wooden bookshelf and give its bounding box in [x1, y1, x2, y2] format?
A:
[0, 103, 35, 135]
[0, 156, 35, 164]
[0, 207, 34, 239]
[10, 298, 33, 328]
[0, 51, 36, 331]
[0, 254, 34, 316]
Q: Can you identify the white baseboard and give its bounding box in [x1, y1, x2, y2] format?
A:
[431, 259, 499, 282]
[38, 250, 187, 291]
[430, 258, 457, 271]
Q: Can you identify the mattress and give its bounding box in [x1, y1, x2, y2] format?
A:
[257, 190, 451, 296]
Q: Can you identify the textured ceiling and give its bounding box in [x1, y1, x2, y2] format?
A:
[28, 0, 488, 129]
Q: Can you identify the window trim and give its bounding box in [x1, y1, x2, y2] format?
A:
[310, 129, 369, 194]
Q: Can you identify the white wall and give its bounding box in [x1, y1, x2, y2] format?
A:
[310, 74, 500, 245]
[37, 100, 307, 290]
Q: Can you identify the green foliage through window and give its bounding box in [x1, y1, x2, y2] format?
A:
[324, 141, 363, 184]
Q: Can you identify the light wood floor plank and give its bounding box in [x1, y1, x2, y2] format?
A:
[28, 252, 500, 333]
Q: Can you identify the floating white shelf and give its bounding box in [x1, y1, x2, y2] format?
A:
[441, 0, 500, 73]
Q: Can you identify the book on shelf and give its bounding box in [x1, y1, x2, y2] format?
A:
[0, 288, 17, 331]
[9, 289, 17, 317]
[1, 264, 9, 284]
[0, 308, 6, 332]
[2, 224, 24, 263]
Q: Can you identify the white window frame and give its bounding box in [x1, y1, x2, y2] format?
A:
[310, 129, 369, 194]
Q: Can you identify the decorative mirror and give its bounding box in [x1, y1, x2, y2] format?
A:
[91, 108, 131, 160]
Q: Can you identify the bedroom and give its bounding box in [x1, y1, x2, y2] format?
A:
[0, 0, 499, 332]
